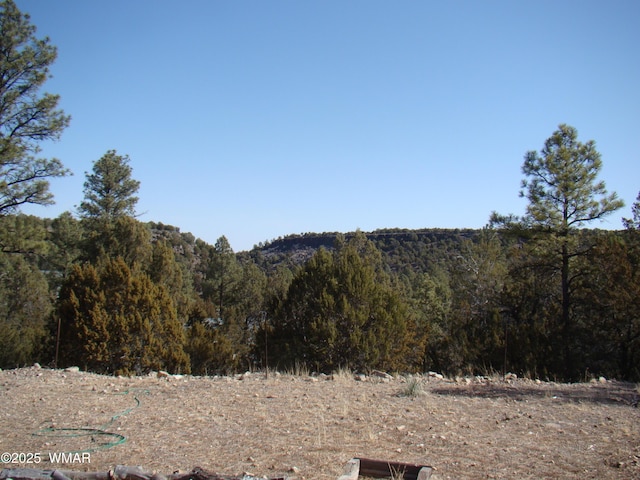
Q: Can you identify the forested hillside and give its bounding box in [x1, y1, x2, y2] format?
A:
[2, 211, 640, 380]
[0, 0, 638, 381]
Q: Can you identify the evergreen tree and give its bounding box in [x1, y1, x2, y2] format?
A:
[409, 270, 451, 372]
[494, 124, 624, 378]
[448, 230, 507, 373]
[268, 232, 411, 372]
[0, 250, 51, 367]
[78, 151, 149, 264]
[185, 321, 234, 375]
[222, 261, 267, 370]
[148, 239, 193, 322]
[207, 235, 240, 321]
[623, 190, 640, 230]
[0, 213, 48, 255]
[56, 256, 189, 375]
[55, 261, 108, 370]
[47, 211, 83, 279]
[79, 150, 139, 221]
[0, 0, 71, 214]
[575, 234, 640, 380]
[500, 241, 561, 377]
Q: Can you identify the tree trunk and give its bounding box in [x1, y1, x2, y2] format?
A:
[561, 239, 572, 378]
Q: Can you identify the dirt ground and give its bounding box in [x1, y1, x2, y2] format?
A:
[1, 366, 638, 479]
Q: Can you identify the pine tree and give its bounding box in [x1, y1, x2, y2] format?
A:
[0, 0, 71, 214]
[78, 151, 149, 264]
[79, 150, 139, 221]
[495, 124, 624, 378]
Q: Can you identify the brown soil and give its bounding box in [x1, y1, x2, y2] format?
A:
[1, 367, 638, 479]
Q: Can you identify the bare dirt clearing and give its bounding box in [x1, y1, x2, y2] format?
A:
[1, 367, 638, 479]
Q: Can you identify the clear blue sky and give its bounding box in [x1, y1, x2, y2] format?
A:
[17, 1, 640, 251]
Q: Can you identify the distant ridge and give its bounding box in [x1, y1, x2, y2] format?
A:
[257, 228, 478, 251]
[247, 228, 482, 271]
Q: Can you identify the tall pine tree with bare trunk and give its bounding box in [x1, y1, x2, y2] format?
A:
[494, 124, 623, 378]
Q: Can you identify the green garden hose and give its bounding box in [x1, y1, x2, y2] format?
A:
[33, 389, 148, 454]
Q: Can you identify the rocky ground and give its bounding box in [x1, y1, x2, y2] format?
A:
[1, 366, 639, 479]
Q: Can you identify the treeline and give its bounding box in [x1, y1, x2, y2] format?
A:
[1, 0, 638, 381]
[2, 206, 640, 380]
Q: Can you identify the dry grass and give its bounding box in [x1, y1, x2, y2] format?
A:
[1, 367, 639, 479]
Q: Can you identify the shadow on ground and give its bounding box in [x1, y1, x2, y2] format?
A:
[431, 380, 639, 407]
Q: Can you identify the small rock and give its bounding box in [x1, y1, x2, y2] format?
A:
[371, 370, 393, 380]
[157, 370, 170, 378]
[598, 376, 607, 384]
[354, 373, 366, 382]
[33, 362, 42, 369]
[65, 366, 80, 373]
[289, 466, 300, 474]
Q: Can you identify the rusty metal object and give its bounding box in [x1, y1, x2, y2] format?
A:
[338, 457, 433, 480]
